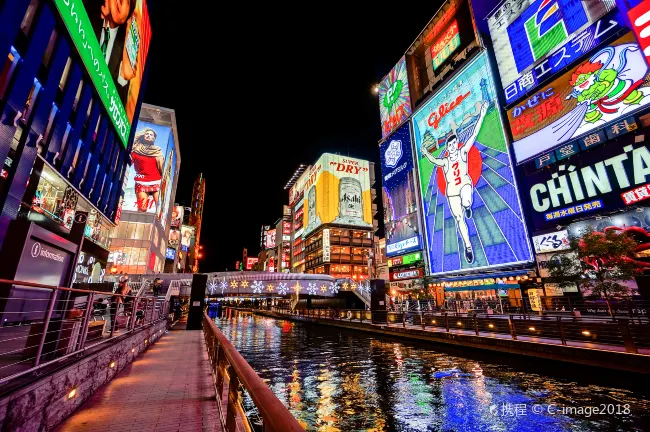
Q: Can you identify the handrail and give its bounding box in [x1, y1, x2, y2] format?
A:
[0, 278, 170, 386]
[203, 312, 304, 432]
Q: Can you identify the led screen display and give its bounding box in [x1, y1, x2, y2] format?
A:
[265, 229, 276, 250]
[122, 121, 176, 214]
[379, 123, 421, 256]
[303, 154, 373, 236]
[508, 33, 650, 163]
[413, 52, 532, 275]
[430, 20, 461, 71]
[165, 247, 176, 260]
[180, 225, 195, 252]
[54, 0, 152, 147]
[487, 0, 616, 104]
[378, 57, 412, 138]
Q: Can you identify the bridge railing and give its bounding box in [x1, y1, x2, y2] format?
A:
[203, 312, 304, 432]
[0, 278, 170, 386]
[267, 307, 650, 354]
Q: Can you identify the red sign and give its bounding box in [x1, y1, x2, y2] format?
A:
[427, 91, 470, 129]
[628, 0, 650, 67]
[246, 257, 259, 270]
[621, 183, 650, 205]
[430, 21, 459, 59]
[424, 2, 459, 45]
[389, 267, 423, 281]
[283, 222, 291, 235]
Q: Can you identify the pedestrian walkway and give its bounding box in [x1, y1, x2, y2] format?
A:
[55, 322, 221, 432]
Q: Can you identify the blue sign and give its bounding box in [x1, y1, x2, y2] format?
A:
[577, 130, 607, 151]
[543, 200, 603, 221]
[534, 152, 556, 169]
[165, 248, 176, 260]
[555, 141, 580, 161]
[503, 8, 623, 104]
[605, 116, 639, 139]
[379, 123, 422, 257]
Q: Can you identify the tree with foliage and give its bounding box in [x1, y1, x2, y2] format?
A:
[546, 225, 648, 318]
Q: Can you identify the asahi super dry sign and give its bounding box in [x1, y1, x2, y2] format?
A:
[303, 154, 373, 236]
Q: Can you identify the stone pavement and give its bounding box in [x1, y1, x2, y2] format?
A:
[55, 322, 221, 432]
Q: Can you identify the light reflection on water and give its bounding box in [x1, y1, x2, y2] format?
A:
[214, 312, 650, 432]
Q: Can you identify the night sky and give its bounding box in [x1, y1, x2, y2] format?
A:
[143, 2, 450, 271]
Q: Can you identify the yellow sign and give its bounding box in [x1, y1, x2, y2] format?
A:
[303, 154, 373, 235]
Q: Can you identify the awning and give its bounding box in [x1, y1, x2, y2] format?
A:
[444, 283, 520, 292]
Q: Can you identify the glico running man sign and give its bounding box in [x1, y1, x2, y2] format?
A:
[413, 52, 533, 275]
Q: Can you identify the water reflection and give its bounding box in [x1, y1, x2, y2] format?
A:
[215, 312, 650, 432]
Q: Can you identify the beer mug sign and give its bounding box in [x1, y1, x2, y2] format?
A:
[333, 177, 372, 227]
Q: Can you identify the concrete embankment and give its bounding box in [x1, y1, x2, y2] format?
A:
[251, 309, 650, 374]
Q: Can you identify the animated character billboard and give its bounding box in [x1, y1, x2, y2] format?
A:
[509, 33, 650, 163]
[413, 52, 532, 274]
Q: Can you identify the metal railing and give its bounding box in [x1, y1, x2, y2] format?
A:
[0, 278, 170, 386]
[203, 312, 304, 432]
[268, 307, 650, 354]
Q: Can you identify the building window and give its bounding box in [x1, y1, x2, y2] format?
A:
[0, 51, 19, 100]
[72, 80, 83, 111]
[20, 0, 40, 36]
[42, 29, 58, 67]
[31, 165, 77, 229]
[59, 57, 71, 91]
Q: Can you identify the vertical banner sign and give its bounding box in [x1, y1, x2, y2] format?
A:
[508, 33, 650, 163]
[323, 229, 331, 262]
[528, 288, 544, 311]
[413, 52, 532, 275]
[378, 57, 412, 138]
[487, 0, 618, 104]
[380, 123, 422, 256]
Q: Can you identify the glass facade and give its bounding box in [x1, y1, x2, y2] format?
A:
[0, 0, 132, 249]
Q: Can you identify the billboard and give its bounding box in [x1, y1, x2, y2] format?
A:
[303, 154, 373, 236]
[487, 0, 617, 104]
[265, 229, 277, 250]
[378, 57, 412, 138]
[170, 205, 183, 228]
[169, 228, 180, 248]
[246, 257, 259, 270]
[508, 33, 650, 164]
[380, 123, 422, 256]
[520, 136, 650, 231]
[413, 52, 532, 275]
[123, 121, 176, 214]
[54, 0, 152, 147]
[157, 143, 177, 229]
[289, 168, 311, 206]
[532, 230, 571, 253]
[406, 0, 478, 106]
[165, 247, 176, 260]
[180, 225, 196, 252]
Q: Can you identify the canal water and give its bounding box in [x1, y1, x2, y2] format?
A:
[213, 311, 650, 432]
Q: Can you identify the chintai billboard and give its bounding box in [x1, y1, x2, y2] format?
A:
[412, 51, 533, 275]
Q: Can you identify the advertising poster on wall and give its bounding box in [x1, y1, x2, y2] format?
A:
[378, 57, 412, 139]
[122, 121, 175, 214]
[180, 225, 196, 252]
[170, 205, 183, 228]
[54, 0, 152, 147]
[265, 229, 277, 250]
[380, 123, 421, 257]
[169, 228, 180, 248]
[487, 0, 617, 104]
[303, 154, 373, 236]
[413, 52, 532, 275]
[508, 33, 650, 163]
[289, 168, 311, 206]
